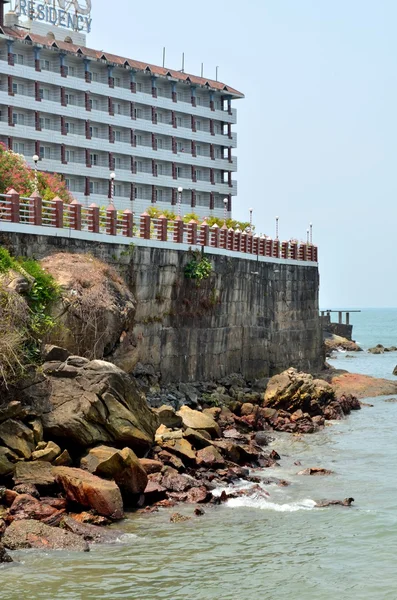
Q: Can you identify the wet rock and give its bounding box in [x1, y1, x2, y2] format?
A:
[194, 507, 205, 516]
[161, 469, 193, 493]
[196, 446, 225, 468]
[0, 419, 35, 459]
[298, 467, 334, 476]
[31, 441, 61, 462]
[269, 450, 280, 461]
[0, 544, 13, 563]
[60, 516, 121, 544]
[153, 406, 183, 429]
[54, 467, 124, 520]
[176, 406, 221, 439]
[368, 346, 384, 354]
[384, 398, 397, 403]
[81, 445, 148, 498]
[69, 511, 110, 526]
[254, 431, 269, 446]
[40, 360, 158, 453]
[315, 497, 354, 507]
[3, 519, 89, 552]
[14, 461, 56, 487]
[170, 512, 191, 523]
[162, 438, 196, 464]
[139, 458, 164, 474]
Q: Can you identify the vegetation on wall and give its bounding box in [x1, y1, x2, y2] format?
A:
[184, 251, 213, 285]
[0, 143, 72, 203]
[0, 247, 59, 386]
[146, 206, 253, 231]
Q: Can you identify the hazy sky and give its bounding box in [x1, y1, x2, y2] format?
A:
[88, 0, 395, 308]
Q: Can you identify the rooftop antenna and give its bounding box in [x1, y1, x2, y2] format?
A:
[162, 47, 166, 68]
[216, 66, 219, 82]
[201, 63, 204, 78]
[181, 52, 185, 73]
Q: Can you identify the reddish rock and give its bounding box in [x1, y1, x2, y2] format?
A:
[162, 438, 196, 464]
[161, 469, 193, 493]
[186, 486, 210, 503]
[196, 446, 225, 468]
[144, 474, 167, 503]
[69, 512, 110, 526]
[157, 450, 185, 471]
[60, 516, 121, 544]
[9, 494, 59, 522]
[3, 489, 18, 507]
[54, 467, 124, 520]
[13, 484, 40, 498]
[298, 467, 334, 476]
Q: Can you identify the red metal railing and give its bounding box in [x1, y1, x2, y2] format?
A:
[0, 190, 318, 262]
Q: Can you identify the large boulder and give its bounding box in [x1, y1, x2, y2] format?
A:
[0, 419, 35, 459]
[14, 461, 56, 488]
[0, 447, 17, 476]
[153, 406, 183, 429]
[54, 466, 124, 520]
[264, 368, 335, 416]
[3, 519, 89, 552]
[81, 445, 148, 499]
[40, 360, 158, 453]
[176, 406, 221, 439]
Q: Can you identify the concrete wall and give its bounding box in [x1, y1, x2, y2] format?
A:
[0, 231, 323, 382]
[320, 316, 353, 341]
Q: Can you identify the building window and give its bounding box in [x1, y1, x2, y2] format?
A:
[66, 94, 75, 105]
[40, 59, 50, 71]
[114, 130, 121, 142]
[39, 146, 51, 159]
[158, 189, 163, 202]
[137, 134, 142, 146]
[90, 153, 98, 165]
[89, 126, 99, 138]
[66, 150, 75, 162]
[115, 78, 121, 87]
[177, 117, 182, 127]
[196, 144, 202, 155]
[65, 122, 75, 134]
[195, 169, 202, 180]
[39, 88, 50, 100]
[89, 181, 99, 194]
[65, 65, 75, 77]
[158, 164, 163, 175]
[115, 157, 122, 169]
[137, 82, 142, 92]
[157, 138, 163, 149]
[92, 72, 99, 82]
[12, 83, 18, 95]
[115, 103, 122, 115]
[196, 120, 202, 131]
[92, 98, 99, 110]
[137, 161, 143, 172]
[13, 142, 25, 154]
[176, 166, 182, 178]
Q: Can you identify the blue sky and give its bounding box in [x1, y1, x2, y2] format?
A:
[88, 0, 396, 307]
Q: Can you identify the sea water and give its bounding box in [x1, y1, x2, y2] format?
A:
[1, 309, 397, 600]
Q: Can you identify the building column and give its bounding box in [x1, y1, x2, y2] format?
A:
[85, 92, 91, 111]
[35, 81, 41, 102]
[61, 144, 66, 164]
[108, 65, 114, 88]
[61, 87, 67, 107]
[35, 111, 41, 131]
[7, 75, 13, 96]
[151, 106, 157, 124]
[108, 97, 114, 116]
[34, 46, 41, 71]
[209, 91, 215, 112]
[130, 72, 136, 93]
[191, 115, 196, 132]
[86, 149, 91, 167]
[151, 76, 157, 98]
[84, 59, 91, 83]
[60, 53, 66, 77]
[130, 129, 136, 147]
[6, 40, 14, 66]
[191, 86, 196, 107]
[191, 190, 196, 208]
[171, 82, 177, 103]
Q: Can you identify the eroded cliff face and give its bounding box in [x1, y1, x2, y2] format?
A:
[0, 233, 323, 383]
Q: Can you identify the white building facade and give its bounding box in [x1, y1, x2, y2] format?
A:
[0, 9, 243, 219]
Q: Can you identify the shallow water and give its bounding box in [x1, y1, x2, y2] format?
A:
[2, 309, 397, 600]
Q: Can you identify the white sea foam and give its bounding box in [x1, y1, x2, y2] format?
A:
[226, 496, 316, 512]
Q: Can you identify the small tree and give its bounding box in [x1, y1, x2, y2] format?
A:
[0, 143, 72, 202]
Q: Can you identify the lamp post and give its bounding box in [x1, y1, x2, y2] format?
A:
[32, 154, 39, 193]
[309, 223, 313, 244]
[249, 207, 253, 232]
[276, 216, 279, 240]
[223, 197, 228, 224]
[110, 172, 116, 204]
[307, 229, 310, 244]
[177, 186, 183, 218]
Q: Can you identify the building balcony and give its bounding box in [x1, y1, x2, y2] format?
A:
[0, 60, 238, 125]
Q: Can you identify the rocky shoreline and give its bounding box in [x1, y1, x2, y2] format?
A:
[0, 349, 368, 563]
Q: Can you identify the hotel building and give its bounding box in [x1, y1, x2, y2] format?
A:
[0, 4, 243, 219]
